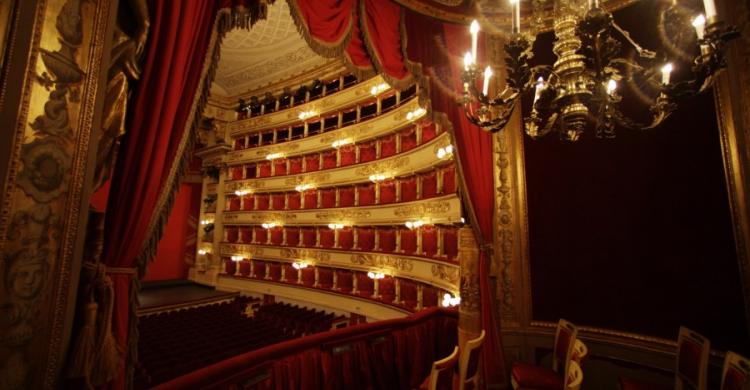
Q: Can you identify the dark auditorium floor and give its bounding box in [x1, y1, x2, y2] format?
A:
[138, 280, 235, 310]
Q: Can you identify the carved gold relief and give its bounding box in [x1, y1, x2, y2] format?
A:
[281, 248, 331, 263]
[249, 212, 297, 221]
[350, 254, 414, 272]
[254, 143, 300, 157]
[393, 202, 451, 218]
[314, 210, 371, 220]
[354, 157, 409, 176]
[225, 181, 264, 191]
[431, 264, 459, 284]
[284, 172, 330, 186]
[220, 244, 263, 257]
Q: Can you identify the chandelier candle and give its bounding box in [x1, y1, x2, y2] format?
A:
[702, 0, 717, 20]
[470, 20, 479, 62]
[533, 77, 544, 104]
[483, 67, 493, 96]
[509, 0, 520, 34]
[661, 63, 673, 84]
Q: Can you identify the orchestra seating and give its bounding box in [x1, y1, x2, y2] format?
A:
[135, 297, 342, 388]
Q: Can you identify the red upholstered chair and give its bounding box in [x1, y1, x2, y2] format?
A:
[301, 267, 315, 286]
[336, 270, 353, 293]
[421, 123, 437, 143]
[417, 346, 459, 390]
[441, 164, 457, 194]
[721, 351, 750, 390]
[242, 195, 254, 211]
[228, 196, 241, 211]
[400, 176, 418, 202]
[301, 228, 316, 247]
[273, 159, 287, 176]
[357, 183, 375, 206]
[319, 228, 335, 248]
[457, 330, 486, 390]
[245, 163, 256, 179]
[423, 286, 439, 308]
[619, 326, 710, 390]
[238, 260, 251, 277]
[338, 227, 354, 250]
[512, 319, 578, 390]
[378, 276, 395, 303]
[240, 227, 252, 243]
[285, 227, 299, 247]
[282, 263, 297, 282]
[270, 227, 283, 245]
[271, 193, 285, 210]
[303, 190, 317, 209]
[267, 263, 281, 281]
[356, 273, 374, 297]
[400, 279, 418, 309]
[379, 180, 397, 204]
[317, 268, 334, 289]
[287, 192, 301, 210]
[377, 228, 396, 253]
[443, 227, 459, 260]
[381, 134, 397, 157]
[258, 162, 272, 177]
[400, 127, 417, 152]
[356, 228, 375, 251]
[226, 227, 238, 243]
[224, 259, 236, 275]
[340, 144, 356, 166]
[255, 194, 270, 210]
[421, 171, 438, 199]
[289, 157, 303, 174]
[253, 227, 267, 244]
[304, 154, 320, 171]
[339, 186, 355, 207]
[359, 141, 377, 163]
[400, 228, 417, 255]
[322, 150, 337, 169]
[421, 226, 438, 258]
[321, 188, 336, 208]
[231, 166, 243, 180]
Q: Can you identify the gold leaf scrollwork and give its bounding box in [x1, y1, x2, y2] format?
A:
[255, 143, 300, 157]
[315, 210, 371, 220]
[284, 172, 330, 186]
[249, 212, 297, 221]
[393, 202, 450, 218]
[354, 157, 409, 176]
[350, 254, 414, 272]
[431, 264, 459, 285]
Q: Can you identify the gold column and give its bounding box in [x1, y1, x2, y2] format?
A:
[458, 227, 482, 350]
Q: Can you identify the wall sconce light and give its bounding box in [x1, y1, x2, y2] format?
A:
[368, 174, 388, 183]
[331, 138, 353, 149]
[261, 222, 280, 229]
[367, 271, 385, 280]
[436, 144, 454, 159]
[200, 219, 214, 226]
[292, 261, 309, 270]
[230, 255, 244, 262]
[405, 220, 425, 229]
[298, 110, 318, 120]
[370, 83, 389, 96]
[294, 183, 314, 192]
[442, 293, 461, 307]
[406, 107, 426, 121]
[266, 152, 284, 160]
[234, 189, 251, 196]
[198, 249, 210, 255]
[327, 223, 345, 230]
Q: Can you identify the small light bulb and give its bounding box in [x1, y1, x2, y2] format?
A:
[661, 63, 674, 84]
[692, 14, 706, 39]
[437, 148, 446, 159]
[463, 52, 474, 71]
[606, 79, 617, 95]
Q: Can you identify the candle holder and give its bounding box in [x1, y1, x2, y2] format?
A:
[460, 1, 739, 139]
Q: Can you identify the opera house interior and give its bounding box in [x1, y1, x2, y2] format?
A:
[1, 0, 750, 389]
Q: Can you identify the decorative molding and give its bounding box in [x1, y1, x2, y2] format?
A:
[353, 157, 410, 177]
[283, 172, 330, 186]
[431, 264, 459, 285]
[351, 253, 414, 272]
[314, 210, 372, 220]
[393, 201, 451, 218]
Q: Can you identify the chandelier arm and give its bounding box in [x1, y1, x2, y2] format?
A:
[610, 21, 656, 59]
[612, 95, 678, 131]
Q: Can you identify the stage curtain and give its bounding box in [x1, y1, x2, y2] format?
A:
[402, 10, 506, 384]
[360, 0, 412, 88]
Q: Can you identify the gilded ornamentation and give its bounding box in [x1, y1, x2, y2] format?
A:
[350, 254, 414, 272]
[220, 244, 263, 256]
[284, 172, 330, 186]
[225, 181, 264, 192]
[254, 143, 300, 157]
[16, 138, 72, 203]
[281, 248, 330, 262]
[249, 212, 297, 221]
[354, 157, 409, 176]
[393, 201, 450, 218]
[431, 264, 459, 285]
[314, 210, 371, 220]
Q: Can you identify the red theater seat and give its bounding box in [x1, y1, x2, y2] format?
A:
[721, 352, 750, 390]
[512, 319, 578, 390]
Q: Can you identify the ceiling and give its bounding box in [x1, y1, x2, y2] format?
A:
[212, 1, 337, 99]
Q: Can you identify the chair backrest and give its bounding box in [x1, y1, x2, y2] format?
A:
[572, 338, 589, 364]
[458, 330, 485, 390]
[566, 360, 584, 390]
[675, 326, 710, 390]
[553, 319, 578, 379]
[427, 346, 460, 390]
[721, 351, 750, 390]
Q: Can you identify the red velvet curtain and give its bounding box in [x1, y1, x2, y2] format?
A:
[101, 1, 272, 387]
[402, 9, 506, 385]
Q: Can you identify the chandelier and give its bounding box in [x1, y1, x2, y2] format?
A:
[461, 0, 739, 140]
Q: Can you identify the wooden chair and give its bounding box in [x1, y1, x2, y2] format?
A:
[619, 326, 710, 390]
[456, 330, 486, 390]
[511, 319, 578, 390]
[721, 351, 750, 390]
[416, 346, 460, 390]
[566, 360, 584, 390]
